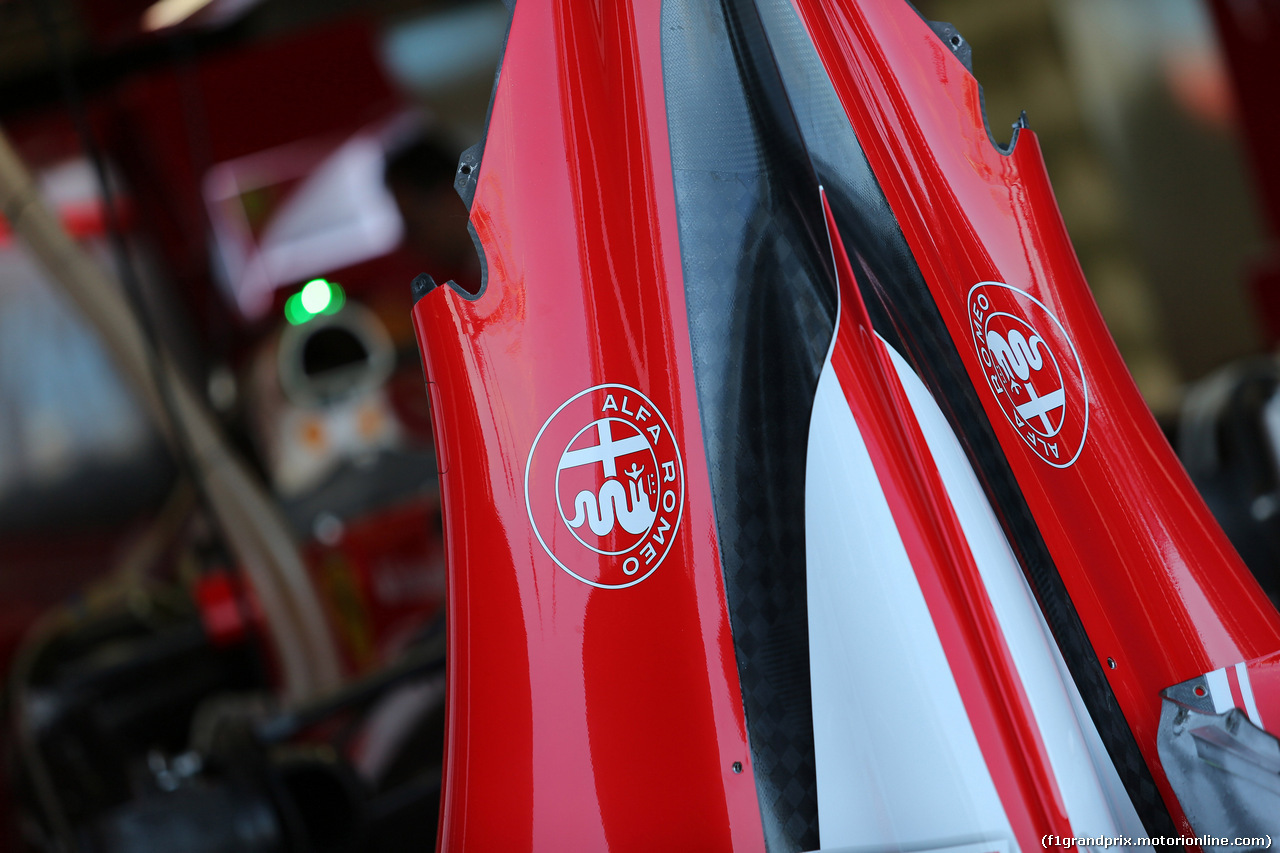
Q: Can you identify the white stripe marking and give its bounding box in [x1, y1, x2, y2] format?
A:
[1205, 667, 1234, 714]
[884, 340, 1136, 837]
[1236, 661, 1264, 729]
[805, 363, 1013, 848]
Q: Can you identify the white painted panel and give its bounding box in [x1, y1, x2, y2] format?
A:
[1054, 620, 1151, 840]
[883, 340, 1145, 838]
[1205, 667, 1233, 714]
[1237, 662, 1264, 729]
[806, 362, 1013, 851]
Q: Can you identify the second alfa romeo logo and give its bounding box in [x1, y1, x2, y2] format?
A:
[968, 282, 1090, 468]
[525, 384, 685, 589]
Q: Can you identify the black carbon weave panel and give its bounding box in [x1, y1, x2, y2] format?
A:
[661, 0, 837, 849]
[753, 0, 1178, 836]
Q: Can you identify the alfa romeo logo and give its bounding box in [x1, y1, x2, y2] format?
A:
[967, 282, 1089, 468]
[525, 384, 684, 588]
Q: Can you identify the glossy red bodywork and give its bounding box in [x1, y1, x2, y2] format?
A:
[824, 196, 1073, 847]
[792, 0, 1280, 833]
[410, 1, 764, 849]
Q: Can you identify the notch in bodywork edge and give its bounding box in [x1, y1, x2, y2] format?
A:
[908, 5, 1028, 156]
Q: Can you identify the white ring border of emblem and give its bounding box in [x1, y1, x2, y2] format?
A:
[524, 383, 685, 589]
[967, 281, 1091, 469]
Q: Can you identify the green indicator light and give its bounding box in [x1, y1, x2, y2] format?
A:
[284, 292, 311, 325]
[319, 283, 345, 315]
[300, 278, 332, 314]
[283, 279, 344, 325]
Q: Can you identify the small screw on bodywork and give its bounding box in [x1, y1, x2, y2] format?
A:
[731, 761, 743, 774]
[1107, 657, 1117, 670]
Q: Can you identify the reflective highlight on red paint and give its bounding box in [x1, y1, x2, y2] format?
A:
[792, 0, 1280, 834]
[823, 195, 1074, 848]
[410, 0, 764, 849]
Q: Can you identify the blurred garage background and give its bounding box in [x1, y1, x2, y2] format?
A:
[0, 0, 1277, 849]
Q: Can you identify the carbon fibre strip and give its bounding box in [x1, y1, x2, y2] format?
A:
[661, 0, 838, 848]
[753, 0, 1178, 836]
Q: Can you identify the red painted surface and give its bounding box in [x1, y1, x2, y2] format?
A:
[1225, 665, 1247, 712]
[1206, 0, 1280, 240]
[410, 0, 764, 849]
[824, 195, 1073, 847]
[195, 570, 252, 647]
[792, 0, 1280, 834]
[1205, 0, 1280, 346]
[1243, 652, 1280, 731]
[304, 498, 445, 674]
[192, 499, 443, 677]
[0, 200, 133, 245]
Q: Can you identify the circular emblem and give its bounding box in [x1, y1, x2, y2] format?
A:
[967, 282, 1089, 468]
[525, 384, 685, 588]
